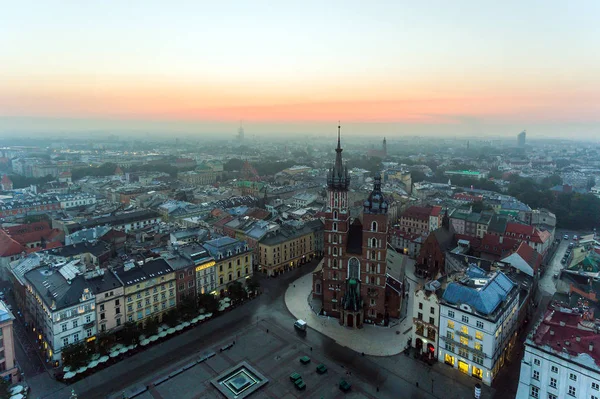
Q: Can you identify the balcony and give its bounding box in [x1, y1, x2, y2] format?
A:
[455, 330, 472, 340]
[84, 320, 95, 329]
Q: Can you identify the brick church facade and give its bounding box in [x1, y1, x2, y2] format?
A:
[312, 127, 393, 328]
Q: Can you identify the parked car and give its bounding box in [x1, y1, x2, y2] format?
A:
[561, 259, 567, 264]
[564, 234, 569, 240]
[554, 273, 559, 279]
[574, 235, 579, 241]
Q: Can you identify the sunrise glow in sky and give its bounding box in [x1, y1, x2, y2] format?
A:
[1, 1, 600, 138]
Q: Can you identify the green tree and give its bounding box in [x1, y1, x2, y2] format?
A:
[96, 333, 116, 356]
[246, 275, 261, 296]
[541, 174, 562, 189]
[62, 342, 90, 369]
[0, 377, 10, 398]
[119, 322, 142, 345]
[227, 281, 247, 302]
[162, 309, 179, 327]
[197, 293, 220, 314]
[178, 295, 198, 321]
[223, 158, 245, 172]
[142, 316, 159, 336]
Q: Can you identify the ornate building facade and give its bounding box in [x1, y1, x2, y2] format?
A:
[313, 127, 390, 328]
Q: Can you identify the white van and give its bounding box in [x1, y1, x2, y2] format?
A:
[294, 319, 307, 331]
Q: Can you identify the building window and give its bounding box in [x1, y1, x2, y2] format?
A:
[179, 273, 184, 279]
[459, 336, 468, 346]
[418, 312, 423, 320]
[73, 333, 79, 342]
[100, 313, 106, 320]
[476, 321, 484, 329]
[593, 382, 600, 391]
[568, 386, 576, 397]
[73, 320, 78, 328]
[447, 320, 454, 329]
[533, 370, 539, 380]
[551, 365, 558, 373]
[461, 326, 468, 335]
[548, 395, 557, 399]
[86, 328, 93, 338]
[474, 342, 482, 351]
[533, 358, 540, 366]
[419, 303, 423, 310]
[371, 221, 377, 232]
[62, 323, 67, 332]
[475, 331, 483, 340]
[549, 378, 557, 389]
[472, 354, 483, 365]
[63, 337, 69, 347]
[430, 307, 435, 314]
[188, 281, 194, 288]
[461, 315, 468, 323]
[458, 348, 468, 358]
[100, 304, 105, 312]
[570, 373, 577, 382]
[448, 310, 454, 318]
[530, 386, 539, 399]
[332, 222, 337, 232]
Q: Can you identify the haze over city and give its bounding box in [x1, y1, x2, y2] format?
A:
[1, 1, 600, 139]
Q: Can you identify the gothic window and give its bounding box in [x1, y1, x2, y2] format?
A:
[333, 210, 338, 220]
[371, 237, 377, 248]
[332, 222, 337, 232]
[371, 221, 378, 232]
[348, 258, 360, 280]
[333, 247, 338, 256]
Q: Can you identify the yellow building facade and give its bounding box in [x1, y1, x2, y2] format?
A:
[258, 224, 316, 276]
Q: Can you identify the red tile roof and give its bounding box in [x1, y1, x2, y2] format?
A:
[515, 241, 542, 272]
[245, 208, 270, 220]
[533, 307, 600, 368]
[430, 205, 442, 217]
[213, 215, 234, 228]
[0, 230, 25, 257]
[5, 222, 63, 245]
[505, 222, 535, 237]
[401, 206, 432, 221]
[59, 171, 72, 177]
[1, 174, 12, 184]
[475, 234, 520, 258]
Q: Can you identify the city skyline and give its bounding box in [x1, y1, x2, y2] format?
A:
[1, 1, 599, 138]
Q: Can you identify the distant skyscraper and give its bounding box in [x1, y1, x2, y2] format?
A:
[237, 121, 245, 141]
[517, 130, 526, 147]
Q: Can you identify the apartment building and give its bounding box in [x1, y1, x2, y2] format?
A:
[412, 279, 445, 360]
[258, 222, 317, 276]
[24, 259, 97, 365]
[114, 258, 176, 326]
[439, 267, 519, 386]
[0, 301, 18, 383]
[86, 269, 125, 333]
[203, 237, 253, 296]
[516, 301, 600, 399]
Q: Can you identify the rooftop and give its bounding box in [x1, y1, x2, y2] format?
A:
[114, 258, 174, 286]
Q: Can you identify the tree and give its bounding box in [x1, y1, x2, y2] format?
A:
[96, 333, 116, 356]
[0, 378, 10, 398]
[162, 309, 179, 327]
[197, 293, 219, 314]
[142, 316, 159, 336]
[62, 342, 90, 369]
[178, 295, 198, 321]
[541, 174, 562, 189]
[227, 281, 247, 303]
[119, 322, 142, 345]
[223, 158, 245, 172]
[246, 275, 261, 296]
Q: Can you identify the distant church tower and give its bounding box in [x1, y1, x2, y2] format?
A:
[383, 137, 387, 157]
[237, 121, 245, 141]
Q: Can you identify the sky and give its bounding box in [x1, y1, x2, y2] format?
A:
[1, 1, 599, 139]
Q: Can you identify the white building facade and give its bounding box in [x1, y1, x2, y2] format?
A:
[24, 261, 97, 365]
[56, 193, 97, 209]
[412, 281, 442, 359]
[516, 304, 600, 399]
[438, 268, 519, 386]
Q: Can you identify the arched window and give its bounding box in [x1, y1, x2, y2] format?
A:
[333, 210, 338, 220]
[371, 237, 377, 248]
[332, 222, 337, 232]
[348, 258, 360, 280]
[333, 247, 338, 256]
[371, 221, 377, 232]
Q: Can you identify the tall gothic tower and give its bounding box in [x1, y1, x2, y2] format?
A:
[382, 137, 387, 157]
[321, 124, 351, 318]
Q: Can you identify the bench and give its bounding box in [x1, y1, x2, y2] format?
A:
[339, 379, 352, 392]
[316, 364, 327, 374]
[290, 372, 302, 382]
[299, 356, 311, 365]
[295, 379, 306, 390]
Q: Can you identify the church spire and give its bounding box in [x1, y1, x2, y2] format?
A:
[327, 123, 350, 190]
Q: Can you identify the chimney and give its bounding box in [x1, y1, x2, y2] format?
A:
[560, 321, 566, 327]
[565, 341, 570, 346]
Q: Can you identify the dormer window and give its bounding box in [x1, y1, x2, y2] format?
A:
[227, 251, 232, 257]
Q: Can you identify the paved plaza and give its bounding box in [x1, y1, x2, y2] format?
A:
[110, 320, 384, 399]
